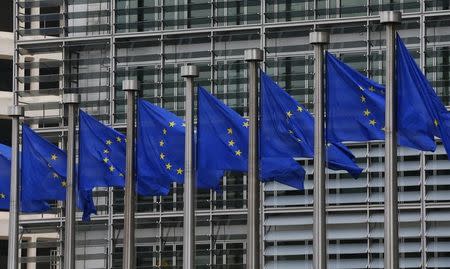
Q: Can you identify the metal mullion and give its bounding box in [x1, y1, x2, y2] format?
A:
[419, 4, 427, 267]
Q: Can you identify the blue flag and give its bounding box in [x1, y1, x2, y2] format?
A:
[0, 143, 50, 212]
[1, 143, 55, 213]
[260, 71, 363, 178]
[79, 110, 126, 190]
[326, 52, 436, 152]
[197, 86, 305, 189]
[21, 125, 96, 220]
[137, 99, 223, 195]
[0, 144, 12, 210]
[22, 125, 68, 201]
[397, 35, 450, 158]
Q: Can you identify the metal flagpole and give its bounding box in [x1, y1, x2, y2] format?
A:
[380, 11, 402, 269]
[63, 93, 80, 269]
[122, 79, 139, 269]
[7, 105, 23, 269]
[8, 0, 22, 267]
[181, 65, 199, 269]
[310, 31, 329, 269]
[244, 48, 263, 269]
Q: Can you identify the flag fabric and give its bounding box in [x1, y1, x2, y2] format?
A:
[22, 125, 68, 201]
[0, 144, 12, 210]
[197, 86, 305, 189]
[21, 125, 96, 220]
[0, 143, 50, 212]
[260, 71, 363, 178]
[137, 99, 223, 195]
[79, 110, 126, 190]
[397, 35, 450, 158]
[77, 189, 97, 222]
[0, 142, 50, 212]
[326, 51, 436, 152]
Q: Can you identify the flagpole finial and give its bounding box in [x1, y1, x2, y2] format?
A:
[309, 31, 329, 45]
[62, 93, 80, 104]
[7, 105, 24, 117]
[244, 48, 263, 62]
[380, 11, 402, 24]
[181, 65, 199, 78]
[122, 79, 140, 92]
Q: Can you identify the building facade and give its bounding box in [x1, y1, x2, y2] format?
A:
[13, 1, 450, 268]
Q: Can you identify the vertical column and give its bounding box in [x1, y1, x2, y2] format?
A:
[122, 79, 140, 269]
[244, 48, 263, 269]
[181, 65, 199, 269]
[310, 31, 329, 269]
[9, 1, 21, 267]
[380, 11, 402, 269]
[7, 105, 24, 269]
[63, 93, 80, 269]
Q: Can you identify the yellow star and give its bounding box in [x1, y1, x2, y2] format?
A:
[360, 96, 366, 103]
[119, 173, 124, 177]
[182, 122, 186, 127]
[359, 85, 365, 91]
[116, 137, 122, 143]
[286, 111, 293, 118]
[227, 128, 233, 135]
[177, 168, 183, 175]
[288, 130, 294, 134]
[53, 173, 59, 179]
[163, 128, 167, 135]
[51, 154, 58, 161]
[109, 165, 115, 172]
[297, 106, 303, 112]
[103, 157, 109, 163]
[61, 181, 67, 187]
[369, 86, 376, 92]
[166, 163, 172, 170]
[228, 140, 235, 147]
[363, 109, 371, 116]
[159, 140, 165, 147]
[0, 193, 5, 199]
[103, 149, 110, 154]
[297, 138, 302, 142]
[381, 126, 386, 131]
[160, 153, 165, 160]
[434, 119, 439, 127]
[235, 150, 242, 156]
[169, 121, 176, 127]
[106, 139, 112, 145]
[369, 119, 376, 126]
[243, 121, 249, 128]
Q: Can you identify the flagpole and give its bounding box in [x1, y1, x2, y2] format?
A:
[244, 48, 263, 269]
[310, 31, 329, 269]
[63, 93, 80, 269]
[7, 105, 23, 269]
[8, 0, 22, 267]
[380, 11, 402, 269]
[181, 65, 199, 269]
[122, 79, 139, 269]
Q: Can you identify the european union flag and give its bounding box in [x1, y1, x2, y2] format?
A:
[0, 143, 50, 212]
[79, 110, 126, 190]
[397, 35, 450, 158]
[326, 52, 436, 152]
[0, 144, 13, 210]
[22, 125, 67, 201]
[22, 125, 96, 220]
[197, 86, 305, 189]
[260, 71, 363, 178]
[137, 99, 223, 195]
